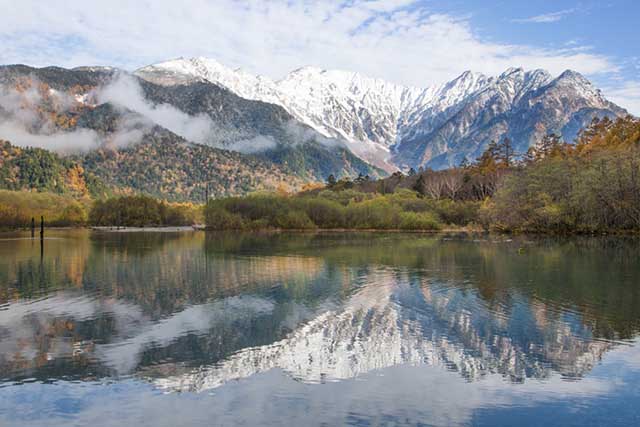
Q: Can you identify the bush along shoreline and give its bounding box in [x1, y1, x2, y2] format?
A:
[204, 190, 459, 231]
[0, 193, 202, 230]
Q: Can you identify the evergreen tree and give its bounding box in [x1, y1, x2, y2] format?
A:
[500, 136, 514, 167]
[536, 133, 563, 159]
[354, 173, 371, 185]
[413, 174, 426, 196]
[476, 140, 501, 168]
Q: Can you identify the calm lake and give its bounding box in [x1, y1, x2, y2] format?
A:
[1, 230, 639, 426]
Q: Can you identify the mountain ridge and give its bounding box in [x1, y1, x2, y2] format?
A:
[136, 57, 627, 170]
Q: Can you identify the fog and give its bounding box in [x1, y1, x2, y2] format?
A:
[0, 78, 103, 153]
[0, 73, 343, 155]
[0, 121, 100, 153]
[96, 74, 216, 146]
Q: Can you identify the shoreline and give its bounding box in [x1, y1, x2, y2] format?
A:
[91, 225, 205, 233]
[1, 225, 639, 236]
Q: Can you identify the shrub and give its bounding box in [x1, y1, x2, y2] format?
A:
[398, 211, 442, 230]
[205, 206, 245, 230]
[54, 202, 88, 226]
[432, 199, 481, 226]
[89, 195, 197, 227]
[0, 189, 88, 228]
[295, 198, 345, 228]
[317, 189, 373, 206]
[344, 197, 401, 229]
[274, 210, 317, 229]
[203, 189, 471, 231]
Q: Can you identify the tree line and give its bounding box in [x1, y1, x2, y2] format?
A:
[484, 116, 640, 232]
[206, 115, 640, 233]
[89, 196, 201, 227]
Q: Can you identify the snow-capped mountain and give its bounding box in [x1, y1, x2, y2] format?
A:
[136, 57, 627, 171]
[137, 57, 421, 170]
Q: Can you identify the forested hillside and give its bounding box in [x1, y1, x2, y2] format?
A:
[0, 64, 382, 191]
[80, 128, 307, 202]
[0, 140, 107, 198]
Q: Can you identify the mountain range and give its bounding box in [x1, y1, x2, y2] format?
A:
[0, 58, 629, 200]
[137, 57, 627, 170]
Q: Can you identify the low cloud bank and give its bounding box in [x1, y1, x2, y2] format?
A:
[0, 121, 99, 153]
[0, 73, 344, 155]
[96, 74, 216, 146]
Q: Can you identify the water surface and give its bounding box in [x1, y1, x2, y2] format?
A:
[1, 230, 639, 426]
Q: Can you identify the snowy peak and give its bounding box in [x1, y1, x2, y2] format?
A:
[547, 69, 608, 105]
[134, 58, 626, 171]
[551, 69, 594, 92]
[498, 66, 526, 79]
[484, 67, 553, 105]
[427, 70, 489, 108]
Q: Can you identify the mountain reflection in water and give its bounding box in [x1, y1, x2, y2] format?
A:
[1, 231, 639, 426]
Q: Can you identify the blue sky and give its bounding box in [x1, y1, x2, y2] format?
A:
[0, 0, 637, 113]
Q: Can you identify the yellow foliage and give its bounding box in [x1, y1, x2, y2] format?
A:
[0, 189, 89, 227]
[300, 182, 325, 192]
[65, 165, 90, 198]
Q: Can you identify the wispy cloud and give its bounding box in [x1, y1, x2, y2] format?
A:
[512, 9, 576, 24]
[0, 1, 616, 87]
[602, 80, 640, 116]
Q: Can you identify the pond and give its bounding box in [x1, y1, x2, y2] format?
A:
[1, 230, 639, 426]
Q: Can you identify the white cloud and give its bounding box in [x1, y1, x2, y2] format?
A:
[0, 121, 100, 153]
[0, 79, 101, 152]
[0, 0, 617, 87]
[97, 73, 216, 145]
[228, 135, 278, 153]
[512, 9, 576, 24]
[602, 81, 640, 116]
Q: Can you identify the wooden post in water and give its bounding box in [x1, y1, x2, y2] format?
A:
[31, 217, 35, 238]
[40, 216, 44, 260]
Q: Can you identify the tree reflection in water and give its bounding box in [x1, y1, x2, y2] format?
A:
[1, 231, 639, 392]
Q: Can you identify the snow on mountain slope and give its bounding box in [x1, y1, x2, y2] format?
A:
[136, 58, 496, 171]
[137, 58, 420, 170]
[135, 58, 626, 171]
